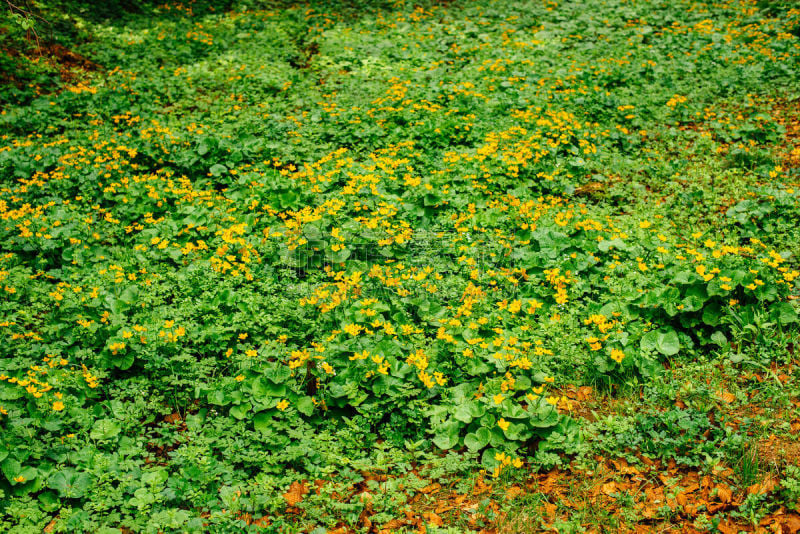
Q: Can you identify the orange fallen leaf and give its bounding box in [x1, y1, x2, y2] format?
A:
[435, 501, 453, 514]
[283, 481, 308, 507]
[505, 485, 523, 500]
[640, 455, 656, 466]
[164, 412, 182, 424]
[716, 484, 733, 503]
[601, 481, 616, 496]
[541, 470, 559, 493]
[380, 519, 406, 532]
[715, 389, 735, 404]
[716, 520, 740, 534]
[779, 514, 800, 533]
[252, 516, 270, 527]
[543, 502, 557, 518]
[422, 512, 443, 527]
[419, 483, 441, 494]
[359, 513, 372, 530]
[748, 474, 778, 495]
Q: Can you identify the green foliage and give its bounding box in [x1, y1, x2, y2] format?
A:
[0, 0, 798, 531]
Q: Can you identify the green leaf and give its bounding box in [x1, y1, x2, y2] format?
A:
[48, 470, 91, 498]
[641, 328, 680, 356]
[465, 358, 491, 376]
[296, 396, 314, 416]
[500, 403, 527, 420]
[528, 402, 560, 428]
[597, 238, 628, 252]
[303, 224, 322, 241]
[702, 301, 723, 326]
[710, 330, 728, 346]
[464, 428, 490, 451]
[90, 419, 121, 441]
[207, 390, 228, 406]
[210, 163, 227, 176]
[655, 329, 680, 356]
[197, 136, 217, 156]
[252, 377, 287, 398]
[423, 193, 441, 206]
[1, 458, 21, 482]
[230, 402, 251, 419]
[637, 356, 663, 379]
[771, 301, 798, 324]
[141, 469, 168, 487]
[432, 420, 461, 450]
[481, 448, 501, 469]
[264, 363, 292, 384]
[504, 422, 531, 441]
[116, 352, 135, 370]
[328, 247, 351, 263]
[453, 401, 484, 423]
[253, 411, 273, 433]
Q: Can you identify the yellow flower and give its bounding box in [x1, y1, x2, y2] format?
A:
[493, 394, 504, 404]
[52, 401, 65, 411]
[13, 475, 25, 483]
[610, 349, 625, 364]
[350, 350, 369, 361]
[498, 418, 510, 431]
[512, 457, 523, 468]
[235, 375, 245, 382]
[343, 323, 362, 336]
[276, 399, 289, 411]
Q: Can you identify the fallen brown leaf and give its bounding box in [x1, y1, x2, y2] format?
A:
[716, 484, 733, 504]
[505, 485, 523, 500]
[422, 512, 443, 527]
[601, 481, 617, 496]
[283, 480, 308, 507]
[420, 482, 441, 494]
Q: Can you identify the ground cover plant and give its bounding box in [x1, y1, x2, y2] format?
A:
[1, 0, 800, 531]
